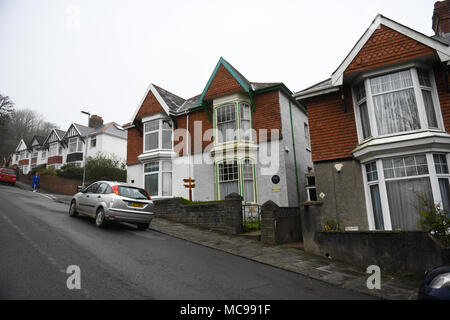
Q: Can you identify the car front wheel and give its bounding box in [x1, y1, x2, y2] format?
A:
[95, 208, 107, 228]
[69, 200, 78, 217]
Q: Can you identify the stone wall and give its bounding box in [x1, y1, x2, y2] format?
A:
[260, 200, 302, 245]
[153, 193, 243, 235]
[300, 202, 450, 276]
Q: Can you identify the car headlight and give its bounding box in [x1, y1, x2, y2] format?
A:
[430, 273, 450, 289]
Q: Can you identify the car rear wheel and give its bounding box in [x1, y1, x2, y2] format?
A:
[136, 223, 149, 231]
[95, 208, 107, 228]
[69, 200, 78, 217]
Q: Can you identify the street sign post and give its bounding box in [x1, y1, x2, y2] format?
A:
[183, 177, 195, 201]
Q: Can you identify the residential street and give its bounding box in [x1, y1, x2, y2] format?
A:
[0, 184, 373, 300]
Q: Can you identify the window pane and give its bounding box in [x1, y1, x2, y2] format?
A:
[366, 162, 378, 182]
[422, 90, 438, 128]
[219, 181, 239, 199]
[162, 130, 172, 149]
[373, 88, 420, 135]
[438, 178, 450, 213]
[359, 101, 371, 139]
[386, 177, 433, 230]
[417, 68, 431, 87]
[145, 132, 158, 151]
[370, 70, 413, 94]
[162, 172, 172, 196]
[145, 174, 158, 197]
[355, 82, 366, 102]
[383, 154, 428, 178]
[162, 160, 172, 172]
[144, 161, 159, 173]
[370, 184, 385, 230]
[433, 154, 449, 174]
[144, 120, 159, 132]
[217, 105, 236, 143]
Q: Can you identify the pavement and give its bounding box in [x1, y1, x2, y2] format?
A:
[14, 180, 422, 300]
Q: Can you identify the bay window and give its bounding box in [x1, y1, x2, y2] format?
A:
[215, 101, 253, 144]
[144, 160, 172, 197]
[354, 67, 442, 141]
[143, 119, 173, 152]
[49, 143, 58, 157]
[216, 104, 236, 143]
[217, 159, 256, 202]
[364, 152, 450, 231]
[69, 137, 83, 153]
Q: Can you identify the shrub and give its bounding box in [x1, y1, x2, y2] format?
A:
[417, 195, 450, 246]
[57, 164, 83, 180]
[85, 153, 126, 182]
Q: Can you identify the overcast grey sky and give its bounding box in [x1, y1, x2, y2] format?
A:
[0, 0, 437, 130]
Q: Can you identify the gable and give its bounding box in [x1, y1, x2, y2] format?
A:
[135, 89, 166, 119]
[63, 124, 81, 139]
[47, 130, 61, 144]
[345, 25, 435, 74]
[16, 140, 27, 152]
[203, 64, 245, 101]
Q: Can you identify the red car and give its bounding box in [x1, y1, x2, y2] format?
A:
[0, 168, 16, 186]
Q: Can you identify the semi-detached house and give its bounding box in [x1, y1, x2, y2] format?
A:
[125, 57, 313, 206]
[293, 1, 450, 231]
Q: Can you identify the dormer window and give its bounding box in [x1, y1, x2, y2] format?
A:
[143, 119, 173, 152]
[353, 67, 442, 142]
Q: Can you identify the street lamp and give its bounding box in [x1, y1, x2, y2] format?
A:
[81, 110, 90, 188]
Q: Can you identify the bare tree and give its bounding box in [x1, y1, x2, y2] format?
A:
[0, 108, 58, 164]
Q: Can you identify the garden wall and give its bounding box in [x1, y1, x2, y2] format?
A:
[18, 173, 83, 195]
[153, 193, 243, 235]
[260, 200, 302, 245]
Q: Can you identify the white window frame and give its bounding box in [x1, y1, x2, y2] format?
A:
[69, 137, 83, 153]
[362, 152, 450, 231]
[304, 123, 311, 151]
[353, 65, 444, 144]
[143, 118, 173, 153]
[143, 159, 172, 198]
[90, 136, 97, 148]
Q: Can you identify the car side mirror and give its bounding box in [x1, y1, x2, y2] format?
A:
[77, 186, 85, 193]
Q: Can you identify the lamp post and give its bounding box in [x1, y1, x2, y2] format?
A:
[81, 110, 90, 188]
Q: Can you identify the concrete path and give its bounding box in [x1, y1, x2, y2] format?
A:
[150, 217, 422, 300]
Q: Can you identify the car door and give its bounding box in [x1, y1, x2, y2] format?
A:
[80, 182, 100, 216]
[92, 183, 108, 212]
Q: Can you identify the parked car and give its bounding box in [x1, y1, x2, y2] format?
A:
[69, 181, 154, 230]
[418, 264, 450, 300]
[0, 168, 16, 186]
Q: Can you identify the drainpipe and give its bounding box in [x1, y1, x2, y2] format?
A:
[289, 100, 301, 206]
[186, 110, 192, 198]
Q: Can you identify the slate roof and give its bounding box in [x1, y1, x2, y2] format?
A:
[55, 129, 66, 140]
[73, 123, 95, 137]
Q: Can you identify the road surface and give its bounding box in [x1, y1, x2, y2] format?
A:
[0, 184, 373, 300]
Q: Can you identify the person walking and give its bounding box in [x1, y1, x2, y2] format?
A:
[32, 172, 40, 192]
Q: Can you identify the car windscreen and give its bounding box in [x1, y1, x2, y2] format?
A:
[118, 186, 149, 200]
[0, 169, 15, 175]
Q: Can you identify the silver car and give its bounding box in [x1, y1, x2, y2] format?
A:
[69, 181, 154, 230]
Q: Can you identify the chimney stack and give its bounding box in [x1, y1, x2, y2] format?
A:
[89, 114, 104, 128]
[432, 0, 450, 37]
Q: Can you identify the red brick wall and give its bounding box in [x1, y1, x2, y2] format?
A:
[204, 64, 243, 100]
[127, 127, 142, 165]
[18, 173, 82, 195]
[345, 25, 435, 74]
[189, 109, 213, 154]
[253, 90, 282, 142]
[127, 89, 166, 165]
[136, 89, 165, 119]
[305, 88, 358, 162]
[31, 158, 37, 164]
[434, 64, 450, 132]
